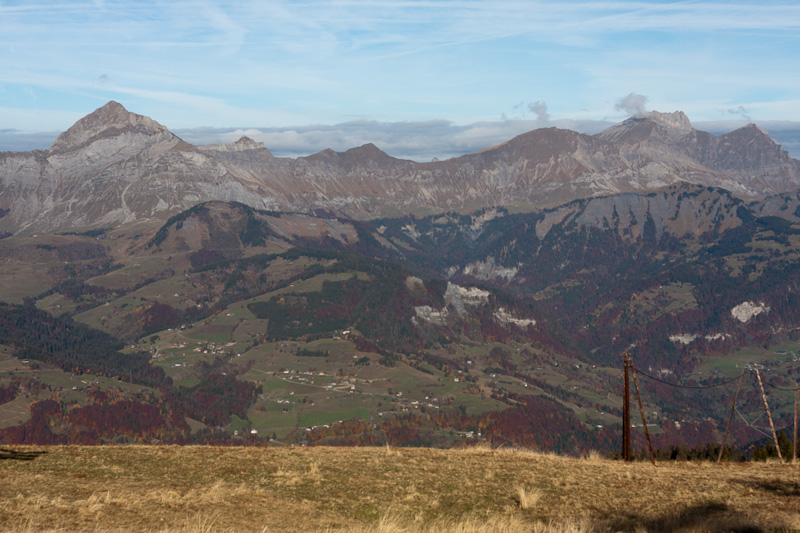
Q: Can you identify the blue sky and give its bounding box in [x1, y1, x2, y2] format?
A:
[1, 0, 799, 159]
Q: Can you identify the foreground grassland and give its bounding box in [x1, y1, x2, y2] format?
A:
[1, 446, 800, 532]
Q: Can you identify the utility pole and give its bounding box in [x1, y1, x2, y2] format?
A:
[794, 387, 798, 464]
[754, 368, 783, 464]
[718, 370, 744, 463]
[622, 354, 631, 462]
[630, 359, 656, 465]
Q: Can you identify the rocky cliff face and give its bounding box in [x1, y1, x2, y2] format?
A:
[2, 102, 799, 234]
[597, 111, 800, 197]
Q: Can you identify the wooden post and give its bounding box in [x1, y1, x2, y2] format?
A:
[630, 360, 656, 465]
[622, 354, 631, 462]
[718, 369, 744, 463]
[754, 368, 783, 464]
[794, 387, 798, 464]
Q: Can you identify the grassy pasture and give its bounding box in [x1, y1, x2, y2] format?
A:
[696, 339, 800, 377]
[1, 445, 799, 532]
[0, 259, 60, 303]
[35, 293, 78, 316]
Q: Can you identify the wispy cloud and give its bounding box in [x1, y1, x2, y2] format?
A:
[615, 93, 648, 117]
[0, 0, 799, 134]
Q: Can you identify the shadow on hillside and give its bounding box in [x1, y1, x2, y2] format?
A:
[739, 478, 800, 498]
[0, 448, 47, 461]
[607, 501, 772, 533]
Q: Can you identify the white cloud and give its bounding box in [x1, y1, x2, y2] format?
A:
[615, 93, 648, 117]
[1, 0, 799, 141]
[5, 112, 800, 161]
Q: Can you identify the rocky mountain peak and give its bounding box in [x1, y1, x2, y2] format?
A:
[233, 136, 264, 149]
[716, 123, 788, 155]
[732, 123, 774, 141]
[48, 100, 176, 154]
[597, 110, 694, 143]
[344, 143, 393, 160]
[201, 136, 267, 153]
[645, 110, 693, 134]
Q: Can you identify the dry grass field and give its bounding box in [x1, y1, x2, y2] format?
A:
[1, 445, 799, 532]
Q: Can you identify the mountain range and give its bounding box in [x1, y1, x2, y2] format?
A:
[3, 102, 800, 451]
[2, 101, 799, 235]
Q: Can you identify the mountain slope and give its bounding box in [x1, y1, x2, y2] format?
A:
[121, 184, 800, 373]
[4, 185, 800, 449]
[0, 102, 272, 233]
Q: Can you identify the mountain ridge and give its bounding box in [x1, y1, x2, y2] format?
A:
[2, 101, 800, 234]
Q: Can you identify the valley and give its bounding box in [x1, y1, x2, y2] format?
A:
[1, 189, 800, 454]
[2, 104, 800, 457]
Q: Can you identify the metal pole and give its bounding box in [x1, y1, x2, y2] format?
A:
[718, 369, 744, 463]
[754, 368, 783, 464]
[630, 360, 656, 466]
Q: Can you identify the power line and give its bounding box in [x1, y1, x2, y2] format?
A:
[633, 366, 745, 389]
[759, 378, 800, 393]
[629, 361, 799, 463]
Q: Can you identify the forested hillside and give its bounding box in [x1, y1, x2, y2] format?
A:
[2, 184, 800, 454]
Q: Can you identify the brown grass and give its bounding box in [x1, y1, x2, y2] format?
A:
[0, 445, 799, 532]
[516, 486, 542, 510]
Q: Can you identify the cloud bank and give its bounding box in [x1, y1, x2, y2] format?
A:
[4, 118, 800, 162]
[175, 117, 613, 161]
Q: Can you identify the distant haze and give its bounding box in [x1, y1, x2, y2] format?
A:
[2, 118, 800, 162]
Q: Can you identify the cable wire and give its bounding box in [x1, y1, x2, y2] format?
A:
[759, 378, 800, 392]
[633, 366, 746, 389]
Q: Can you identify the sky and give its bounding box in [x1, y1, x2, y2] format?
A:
[1, 0, 799, 160]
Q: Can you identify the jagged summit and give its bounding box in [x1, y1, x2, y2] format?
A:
[645, 110, 693, 133]
[201, 136, 268, 153]
[233, 136, 264, 149]
[597, 110, 694, 143]
[48, 100, 176, 154]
